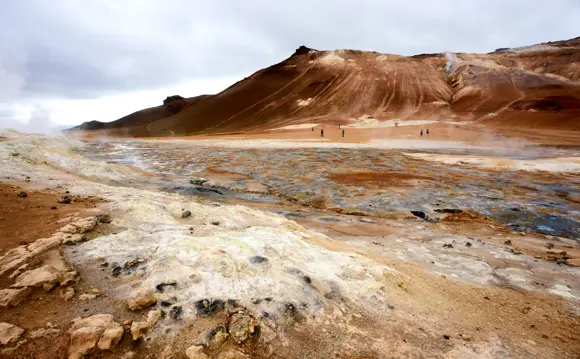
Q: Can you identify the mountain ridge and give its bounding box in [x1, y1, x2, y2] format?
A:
[71, 36, 580, 136]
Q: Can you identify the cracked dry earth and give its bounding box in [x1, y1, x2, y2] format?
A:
[0, 131, 579, 359]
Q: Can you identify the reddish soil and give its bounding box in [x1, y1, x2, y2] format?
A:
[0, 183, 100, 253]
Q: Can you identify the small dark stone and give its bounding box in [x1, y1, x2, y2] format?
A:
[510, 208, 520, 212]
[465, 242, 472, 247]
[97, 214, 112, 223]
[264, 297, 273, 302]
[302, 276, 312, 285]
[100, 262, 109, 268]
[17, 191, 27, 198]
[542, 334, 549, 339]
[504, 240, 512, 245]
[170, 306, 182, 320]
[211, 221, 220, 226]
[64, 241, 76, 246]
[65, 191, 70, 194]
[50, 206, 57, 210]
[181, 210, 192, 218]
[484, 296, 490, 300]
[194, 299, 225, 317]
[443, 334, 450, 340]
[156, 281, 177, 292]
[249, 256, 268, 264]
[58, 195, 72, 204]
[112, 266, 122, 277]
[443, 244, 454, 248]
[410, 211, 428, 220]
[252, 298, 263, 305]
[160, 301, 173, 307]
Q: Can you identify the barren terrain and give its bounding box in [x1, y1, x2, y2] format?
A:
[1, 127, 579, 358]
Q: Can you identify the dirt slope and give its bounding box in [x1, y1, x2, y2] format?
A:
[72, 38, 580, 136]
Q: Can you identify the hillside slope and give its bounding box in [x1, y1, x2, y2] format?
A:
[73, 38, 580, 136]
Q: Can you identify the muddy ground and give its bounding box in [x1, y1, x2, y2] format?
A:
[1, 129, 579, 358]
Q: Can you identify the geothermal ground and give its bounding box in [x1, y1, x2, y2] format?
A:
[1, 124, 579, 358]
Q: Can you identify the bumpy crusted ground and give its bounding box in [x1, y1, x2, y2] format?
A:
[0, 131, 579, 359]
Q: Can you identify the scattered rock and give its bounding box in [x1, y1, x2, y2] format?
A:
[96, 214, 112, 223]
[190, 177, 209, 186]
[17, 191, 27, 198]
[228, 311, 257, 344]
[182, 210, 192, 218]
[372, 241, 384, 246]
[249, 256, 268, 264]
[443, 334, 450, 340]
[127, 289, 157, 310]
[0, 322, 24, 346]
[196, 326, 229, 350]
[60, 217, 98, 235]
[194, 299, 225, 316]
[170, 306, 182, 320]
[185, 345, 208, 359]
[155, 279, 177, 292]
[29, 325, 60, 339]
[61, 287, 75, 301]
[13, 265, 60, 291]
[410, 211, 428, 220]
[58, 195, 72, 204]
[465, 242, 472, 247]
[504, 240, 512, 245]
[124, 258, 145, 269]
[545, 243, 555, 249]
[211, 221, 220, 226]
[0, 287, 32, 307]
[130, 310, 162, 340]
[67, 314, 123, 359]
[442, 244, 453, 249]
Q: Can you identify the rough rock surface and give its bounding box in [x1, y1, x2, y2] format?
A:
[196, 326, 229, 350]
[228, 312, 256, 344]
[130, 309, 162, 340]
[185, 345, 208, 359]
[0, 322, 24, 346]
[127, 288, 157, 310]
[67, 314, 123, 359]
[0, 217, 98, 277]
[12, 265, 61, 291]
[59, 216, 98, 235]
[0, 287, 32, 307]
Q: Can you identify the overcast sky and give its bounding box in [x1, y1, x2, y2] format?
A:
[1, 0, 579, 129]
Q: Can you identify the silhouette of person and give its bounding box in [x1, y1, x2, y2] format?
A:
[420, 129, 423, 137]
[426, 128, 430, 136]
[342, 129, 345, 137]
[320, 129, 324, 137]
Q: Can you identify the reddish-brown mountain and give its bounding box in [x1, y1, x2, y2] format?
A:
[72, 37, 580, 136]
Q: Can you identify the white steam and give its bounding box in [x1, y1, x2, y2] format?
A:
[443, 51, 458, 76]
[0, 105, 59, 135]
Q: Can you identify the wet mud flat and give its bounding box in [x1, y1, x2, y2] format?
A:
[77, 140, 580, 240]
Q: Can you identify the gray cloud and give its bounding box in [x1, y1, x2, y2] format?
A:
[1, 0, 579, 104]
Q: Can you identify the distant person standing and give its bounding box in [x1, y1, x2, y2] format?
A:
[342, 129, 345, 137]
[320, 128, 324, 137]
[312, 127, 314, 131]
[420, 129, 423, 137]
[426, 128, 430, 137]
